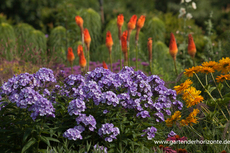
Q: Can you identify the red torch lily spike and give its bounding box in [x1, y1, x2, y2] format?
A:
[106, 31, 113, 71]
[188, 34, 196, 66]
[67, 47, 75, 74]
[169, 33, 178, 75]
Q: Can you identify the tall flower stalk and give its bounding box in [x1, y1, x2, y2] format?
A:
[67, 47, 75, 74]
[117, 14, 124, 70]
[106, 31, 114, 72]
[121, 31, 128, 66]
[169, 33, 178, 76]
[84, 28, 91, 72]
[187, 34, 196, 66]
[127, 15, 137, 67]
[147, 38, 153, 74]
[135, 15, 145, 71]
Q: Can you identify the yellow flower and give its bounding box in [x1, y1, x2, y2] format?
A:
[199, 67, 215, 74]
[183, 87, 204, 107]
[180, 119, 188, 126]
[202, 61, 218, 69]
[184, 66, 202, 77]
[165, 111, 181, 127]
[186, 109, 199, 125]
[216, 74, 230, 83]
[216, 57, 230, 74]
[174, 79, 193, 94]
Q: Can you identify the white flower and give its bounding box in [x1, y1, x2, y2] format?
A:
[181, 0, 184, 3]
[186, 13, 193, 20]
[178, 8, 186, 18]
[185, 0, 191, 2]
[192, 2, 197, 9]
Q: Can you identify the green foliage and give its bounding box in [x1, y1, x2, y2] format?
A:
[47, 26, 67, 64]
[0, 22, 16, 61]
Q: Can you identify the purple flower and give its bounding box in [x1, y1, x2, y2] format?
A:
[168, 131, 177, 138]
[76, 114, 97, 131]
[142, 126, 157, 140]
[94, 144, 108, 153]
[98, 123, 120, 142]
[68, 99, 86, 116]
[63, 127, 83, 140]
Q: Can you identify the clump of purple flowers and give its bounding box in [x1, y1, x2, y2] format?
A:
[0, 68, 56, 120]
[168, 131, 177, 138]
[63, 125, 85, 140]
[142, 126, 157, 140]
[93, 144, 108, 153]
[98, 123, 120, 142]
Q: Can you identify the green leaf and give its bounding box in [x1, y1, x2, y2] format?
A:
[45, 137, 60, 143]
[40, 136, 50, 146]
[21, 138, 36, 153]
[217, 83, 224, 91]
[22, 128, 34, 143]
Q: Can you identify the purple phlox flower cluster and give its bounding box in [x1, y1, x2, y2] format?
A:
[154, 112, 165, 122]
[33, 68, 56, 86]
[28, 94, 55, 121]
[97, 73, 118, 92]
[0, 69, 56, 121]
[141, 126, 157, 140]
[168, 131, 177, 138]
[63, 125, 84, 140]
[42, 88, 50, 97]
[86, 67, 112, 83]
[63, 74, 85, 98]
[68, 99, 86, 116]
[93, 144, 108, 153]
[76, 114, 97, 131]
[1, 73, 36, 95]
[101, 91, 119, 107]
[83, 81, 102, 105]
[136, 110, 150, 118]
[98, 123, 120, 142]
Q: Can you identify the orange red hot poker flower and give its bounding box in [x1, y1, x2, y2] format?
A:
[135, 15, 146, 42]
[117, 14, 124, 28]
[121, 30, 128, 61]
[187, 34, 196, 58]
[67, 47, 75, 64]
[84, 28, 91, 51]
[102, 61, 108, 69]
[117, 14, 124, 42]
[106, 31, 113, 54]
[127, 15, 137, 42]
[147, 38, 152, 61]
[169, 33, 178, 60]
[77, 45, 83, 57]
[75, 16, 84, 31]
[137, 15, 146, 29]
[79, 51, 86, 68]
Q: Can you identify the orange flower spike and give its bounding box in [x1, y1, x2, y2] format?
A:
[169, 33, 178, 60]
[121, 30, 128, 63]
[117, 14, 124, 28]
[147, 38, 152, 62]
[106, 31, 113, 54]
[67, 47, 75, 63]
[187, 34, 196, 58]
[77, 45, 83, 57]
[84, 28, 91, 51]
[128, 15, 137, 30]
[79, 52, 86, 68]
[75, 16, 84, 32]
[137, 15, 146, 29]
[102, 61, 108, 69]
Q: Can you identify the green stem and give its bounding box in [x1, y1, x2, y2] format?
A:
[192, 57, 195, 66]
[173, 59, 178, 76]
[195, 73, 228, 121]
[120, 40, 122, 70]
[127, 41, 130, 67]
[150, 60, 153, 75]
[205, 74, 208, 86]
[210, 72, 223, 98]
[110, 53, 112, 72]
[135, 42, 138, 71]
[225, 80, 230, 89]
[87, 50, 90, 72]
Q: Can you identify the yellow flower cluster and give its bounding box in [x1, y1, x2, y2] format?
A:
[165, 111, 181, 127]
[182, 87, 204, 108]
[184, 58, 230, 82]
[180, 109, 200, 126]
[174, 79, 193, 94]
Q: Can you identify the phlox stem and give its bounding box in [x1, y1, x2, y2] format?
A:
[173, 59, 178, 76]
